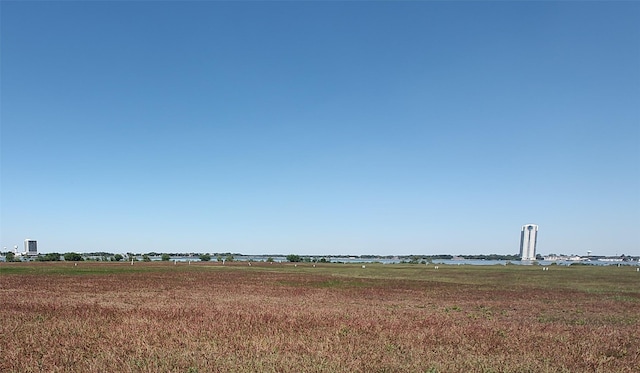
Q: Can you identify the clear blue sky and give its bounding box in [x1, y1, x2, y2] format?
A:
[1, 1, 639, 256]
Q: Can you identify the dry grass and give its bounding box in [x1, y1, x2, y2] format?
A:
[1, 261, 638, 372]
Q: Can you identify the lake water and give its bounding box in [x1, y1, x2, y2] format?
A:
[159, 256, 638, 266]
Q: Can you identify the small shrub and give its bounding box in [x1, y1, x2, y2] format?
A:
[286, 254, 301, 262]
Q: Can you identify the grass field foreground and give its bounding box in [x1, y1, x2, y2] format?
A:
[1, 261, 639, 372]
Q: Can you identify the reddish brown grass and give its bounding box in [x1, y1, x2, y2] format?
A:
[1, 262, 638, 372]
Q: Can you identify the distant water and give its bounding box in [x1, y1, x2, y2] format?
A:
[152, 256, 638, 266]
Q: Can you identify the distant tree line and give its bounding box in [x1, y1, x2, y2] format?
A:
[4, 252, 19, 262]
[460, 254, 521, 261]
[63, 252, 83, 261]
[37, 253, 62, 261]
[31, 253, 125, 262]
[285, 255, 330, 263]
[286, 254, 302, 262]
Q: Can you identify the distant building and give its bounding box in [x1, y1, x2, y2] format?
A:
[519, 224, 538, 261]
[24, 239, 37, 256]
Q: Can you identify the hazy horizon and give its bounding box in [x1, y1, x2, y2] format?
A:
[5, 250, 635, 259]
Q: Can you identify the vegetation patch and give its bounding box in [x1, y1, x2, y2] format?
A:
[1, 262, 638, 372]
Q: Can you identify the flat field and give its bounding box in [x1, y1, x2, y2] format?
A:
[1, 261, 638, 372]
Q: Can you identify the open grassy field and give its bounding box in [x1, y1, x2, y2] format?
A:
[1, 261, 638, 372]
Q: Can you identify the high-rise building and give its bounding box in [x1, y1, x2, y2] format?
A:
[519, 224, 538, 261]
[24, 239, 37, 256]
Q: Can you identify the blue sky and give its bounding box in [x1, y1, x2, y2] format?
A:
[1, 1, 639, 256]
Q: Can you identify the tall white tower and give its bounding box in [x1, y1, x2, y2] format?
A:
[519, 224, 538, 261]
